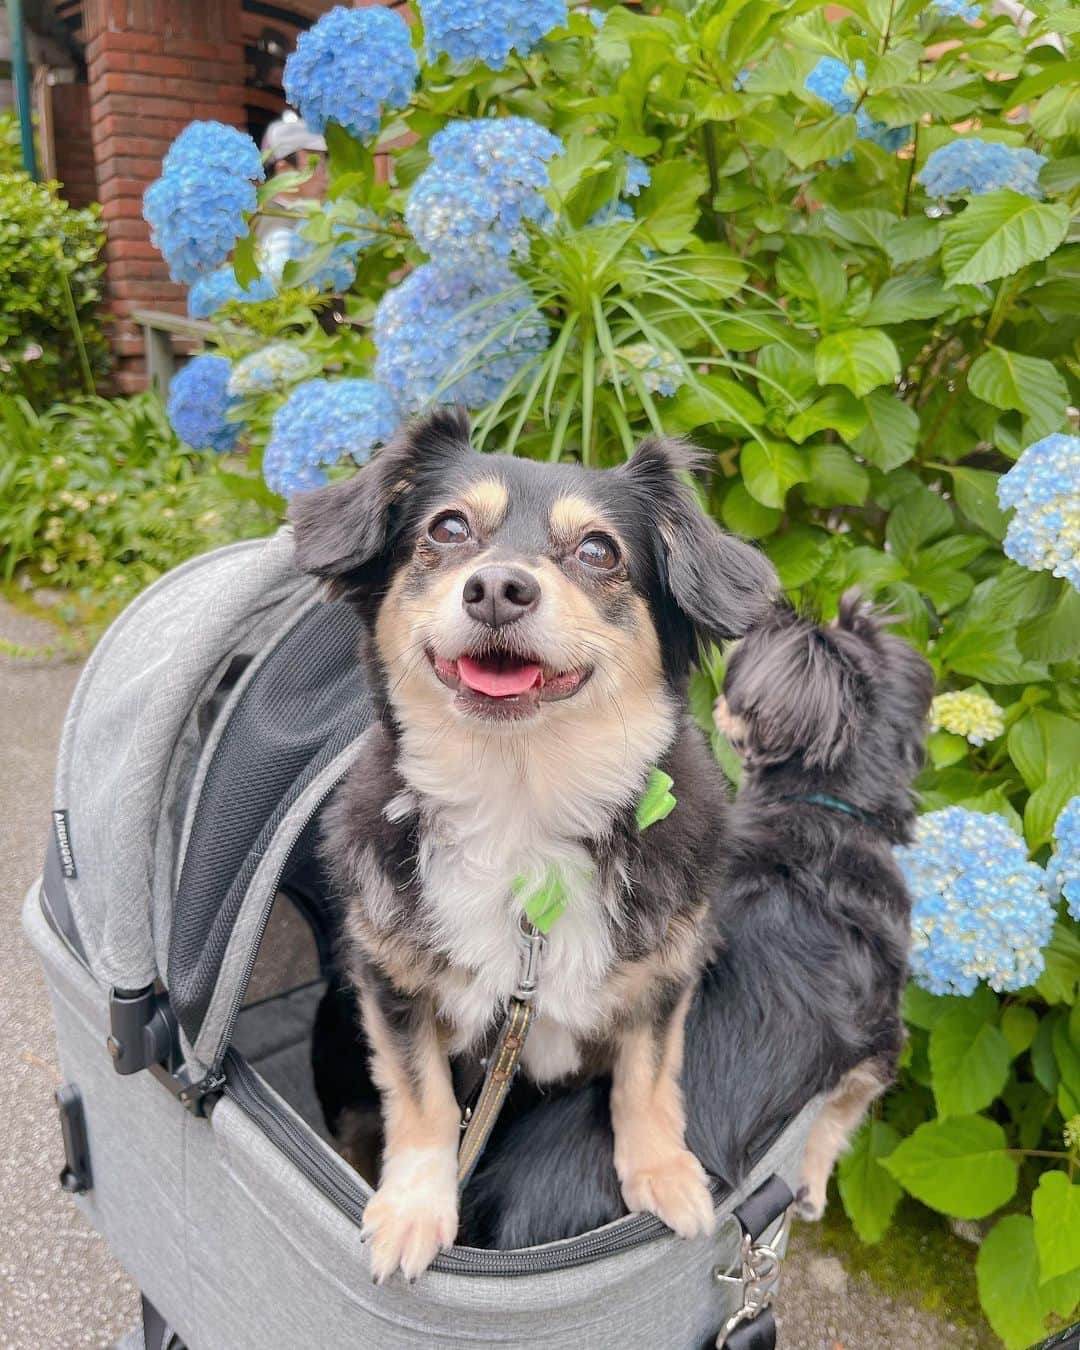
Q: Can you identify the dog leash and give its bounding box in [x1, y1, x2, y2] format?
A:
[455, 768, 678, 1189]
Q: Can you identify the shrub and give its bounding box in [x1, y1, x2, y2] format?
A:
[0, 392, 274, 630]
[148, 3, 1080, 1342]
[0, 173, 107, 406]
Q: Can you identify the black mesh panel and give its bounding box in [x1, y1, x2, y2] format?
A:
[169, 599, 372, 1045]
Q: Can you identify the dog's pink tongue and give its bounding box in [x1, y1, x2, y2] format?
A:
[458, 655, 542, 698]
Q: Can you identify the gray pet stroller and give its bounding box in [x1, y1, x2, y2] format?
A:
[25, 528, 820, 1350]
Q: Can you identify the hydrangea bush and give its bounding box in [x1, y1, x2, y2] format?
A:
[147, 5, 1080, 1340]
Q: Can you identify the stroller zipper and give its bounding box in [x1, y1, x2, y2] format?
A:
[222, 1049, 688, 1278]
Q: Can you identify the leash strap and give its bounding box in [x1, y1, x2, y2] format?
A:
[457, 920, 544, 1189]
[714, 1174, 793, 1349]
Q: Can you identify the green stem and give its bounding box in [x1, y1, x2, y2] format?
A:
[902, 123, 920, 217]
[702, 123, 725, 240]
[58, 267, 95, 397]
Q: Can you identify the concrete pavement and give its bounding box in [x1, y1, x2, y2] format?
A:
[0, 599, 979, 1349]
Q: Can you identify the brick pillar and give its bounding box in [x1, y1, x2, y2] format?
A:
[81, 1, 247, 392]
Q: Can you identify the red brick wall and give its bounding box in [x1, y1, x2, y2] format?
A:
[81, 1, 248, 391]
[52, 83, 98, 209]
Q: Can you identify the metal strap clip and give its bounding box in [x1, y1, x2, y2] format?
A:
[714, 1208, 790, 1348]
[514, 913, 545, 1001]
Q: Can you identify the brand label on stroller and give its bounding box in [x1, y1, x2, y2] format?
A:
[52, 810, 77, 879]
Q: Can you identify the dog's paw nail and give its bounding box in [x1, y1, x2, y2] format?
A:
[794, 1184, 825, 1222]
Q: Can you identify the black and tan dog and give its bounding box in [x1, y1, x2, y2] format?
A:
[459, 597, 932, 1249]
[291, 407, 776, 1280]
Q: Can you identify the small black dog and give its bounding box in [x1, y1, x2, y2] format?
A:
[460, 595, 932, 1245]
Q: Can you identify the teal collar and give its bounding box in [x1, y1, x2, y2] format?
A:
[784, 793, 884, 831]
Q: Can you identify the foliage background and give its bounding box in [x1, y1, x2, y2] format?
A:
[0, 109, 108, 408]
[17, 3, 1080, 1344]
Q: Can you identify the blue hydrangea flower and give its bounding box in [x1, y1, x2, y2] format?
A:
[166, 355, 240, 453]
[161, 121, 264, 180]
[918, 138, 1046, 200]
[931, 0, 981, 20]
[419, 0, 567, 69]
[263, 378, 398, 497]
[143, 121, 264, 284]
[187, 267, 275, 319]
[896, 807, 1054, 996]
[406, 118, 563, 264]
[284, 6, 417, 143]
[374, 261, 549, 413]
[805, 57, 911, 154]
[1050, 796, 1080, 920]
[228, 344, 313, 397]
[997, 434, 1080, 592]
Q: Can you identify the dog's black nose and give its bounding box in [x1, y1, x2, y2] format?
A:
[462, 566, 540, 628]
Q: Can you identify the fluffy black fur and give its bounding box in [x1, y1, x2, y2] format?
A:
[458, 596, 932, 1248]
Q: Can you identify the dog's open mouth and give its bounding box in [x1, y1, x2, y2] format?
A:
[428, 650, 591, 716]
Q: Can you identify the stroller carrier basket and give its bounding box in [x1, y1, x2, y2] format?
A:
[27, 530, 818, 1349]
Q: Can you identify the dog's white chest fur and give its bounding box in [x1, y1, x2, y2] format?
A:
[393, 715, 672, 1083]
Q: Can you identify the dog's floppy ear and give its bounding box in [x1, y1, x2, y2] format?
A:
[722, 607, 870, 771]
[620, 437, 778, 644]
[290, 406, 472, 584]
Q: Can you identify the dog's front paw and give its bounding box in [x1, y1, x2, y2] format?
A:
[620, 1149, 715, 1239]
[361, 1148, 458, 1283]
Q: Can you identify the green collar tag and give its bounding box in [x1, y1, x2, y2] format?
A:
[636, 767, 677, 831]
[515, 868, 570, 934]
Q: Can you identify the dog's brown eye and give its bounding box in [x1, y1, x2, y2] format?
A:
[576, 534, 618, 570]
[429, 513, 471, 544]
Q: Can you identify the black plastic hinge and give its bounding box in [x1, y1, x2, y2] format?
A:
[107, 985, 180, 1076]
[56, 1084, 92, 1194]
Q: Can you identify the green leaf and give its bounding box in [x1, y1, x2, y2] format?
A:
[1000, 1005, 1039, 1058]
[837, 1120, 903, 1244]
[852, 390, 919, 471]
[741, 439, 809, 508]
[885, 487, 952, 565]
[232, 232, 260, 289]
[968, 346, 1068, 439]
[883, 1115, 1018, 1218]
[786, 390, 866, 444]
[1025, 765, 1080, 849]
[863, 275, 956, 325]
[885, 217, 943, 265]
[929, 1004, 1011, 1117]
[1008, 709, 1080, 792]
[1052, 1008, 1080, 1116]
[669, 375, 765, 433]
[977, 1216, 1061, 1350]
[1039, 926, 1080, 1006]
[786, 114, 857, 170]
[776, 237, 847, 321]
[1031, 84, 1080, 139]
[1032, 1171, 1080, 1285]
[1018, 586, 1080, 664]
[637, 162, 710, 253]
[765, 526, 831, 590]
[947, 467, 1009, 540]
[803, 443, 870, 507]
[903, 982, 978, 1031]
[927, 730, 968, 769]
[815, 329, 901, 399]
[721, 483, 782, 539]
[942, 191, 1071, 287]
